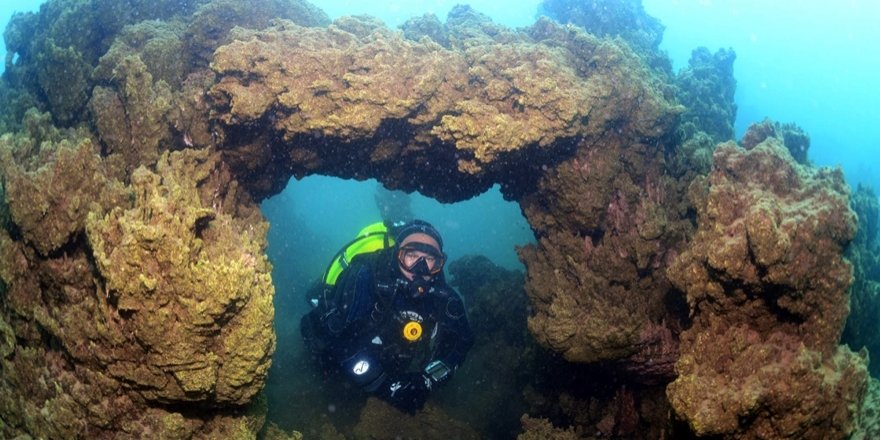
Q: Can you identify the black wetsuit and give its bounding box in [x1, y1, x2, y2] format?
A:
[301, 248, 473, 412]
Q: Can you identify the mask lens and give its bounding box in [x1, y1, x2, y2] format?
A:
[397, 243, 445, 275]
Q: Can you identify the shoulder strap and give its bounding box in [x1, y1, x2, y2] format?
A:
[367, 249, 403, 322]
[322, 222, 393, 288]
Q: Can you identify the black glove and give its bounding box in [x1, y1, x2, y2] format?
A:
[378, 372, 431, 415]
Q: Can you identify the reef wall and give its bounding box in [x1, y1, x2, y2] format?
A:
[0, 0, 876, 438]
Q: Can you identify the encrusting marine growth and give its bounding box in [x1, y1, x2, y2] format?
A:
[0, 0, 877, 438]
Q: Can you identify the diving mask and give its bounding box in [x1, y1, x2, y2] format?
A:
[397, 242, 445, 277]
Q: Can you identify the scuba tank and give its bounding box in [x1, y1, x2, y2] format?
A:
[309, 221, 396, 309]
[302, 221, 396, 356]
[323, 222, 394, 287]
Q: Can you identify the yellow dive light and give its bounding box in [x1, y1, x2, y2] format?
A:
[402, 321, 422, 342]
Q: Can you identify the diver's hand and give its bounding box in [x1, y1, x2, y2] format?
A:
[379, 373, 431, 415]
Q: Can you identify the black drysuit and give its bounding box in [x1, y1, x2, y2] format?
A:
[301, 248, 474, 413]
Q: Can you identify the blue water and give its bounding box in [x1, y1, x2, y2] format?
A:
[263, 178, 532, 274]
[642, 0, 880, 194]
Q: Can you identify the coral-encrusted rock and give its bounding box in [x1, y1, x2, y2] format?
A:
[508, 15, 685, 373]
[352, 398, 480, 440]
[90, 54, 174, 174]
[843, 185, 880, 377]
[667, 320, 867, 438]
[0, 146, 273, 438]
[211, 20, 467, 140]
[851, 185, 879, 245]
[516, 71, 686, 368]
[185, 0, 330, 64]
[519, 230, 647, 363]
[400, 13, 450, 48]
[85, 149, 275, 405]
[666, 138, 866, 438]
[854, 377, 880, 439]
[209, 16, 679, 201]
[518, 415, 582, 439]
[0, 110, 128, 255]
[1, 0, 201, 126]
[675, 47, 737, 143]
[94, 20, 190, 88]
[671, 139, 856, 350]
[34, 38, 93, 125]
[741, 118, 811, 164]
[1, 0, 329, 137]
[537, 0, 665, 57]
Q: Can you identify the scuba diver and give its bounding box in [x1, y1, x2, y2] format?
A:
[300, 219, 474, 414]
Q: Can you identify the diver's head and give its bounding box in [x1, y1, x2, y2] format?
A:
[395, 220, 446, 282]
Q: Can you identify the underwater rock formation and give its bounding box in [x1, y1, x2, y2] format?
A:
[518, 415, 582, 439]
[263, 422, 305, 440]
[675, 47, 737, 143]
[855, 378, 880, 438]
[515, 70, 685, 374]
[400, 13, 451, 48]
[210, 12, 692, 394]
[0, 0, 874, 438]
[741, 118, 811, 165]
[0, 116, 275, 437]
[208, 15, 678, 201]
[844, 184, 880, 377]
[90, 48, 176, 175]
[667, 130, 867, 437]
[0, 110, 128, 255]
[537, 0, 665, 61]
[3, 0, 198, 126]
[1, 0, 329, 130]
[0, 0, 330, 438]
[400, 5, 529, 51]
[86, 149, 275, 405]
[352, 398, 479, 439]
[184, 0, 329, 64]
